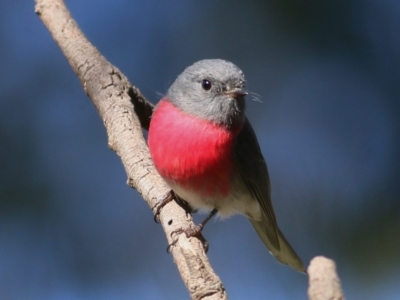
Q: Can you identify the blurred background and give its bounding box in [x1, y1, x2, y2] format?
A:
[1, 0, 399, 299]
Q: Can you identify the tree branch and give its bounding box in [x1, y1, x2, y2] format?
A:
[307, 256, 345, 300]
[34, 0, 226, 299]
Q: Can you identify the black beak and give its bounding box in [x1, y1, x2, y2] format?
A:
[226, 88, 248, 99]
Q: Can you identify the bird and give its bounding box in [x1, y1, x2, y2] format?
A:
[148, 59, 304, 272]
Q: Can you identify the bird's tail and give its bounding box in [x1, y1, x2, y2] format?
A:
[249, 215, 305, 273]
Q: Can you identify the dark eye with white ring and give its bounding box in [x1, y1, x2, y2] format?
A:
[202, 79, 212, 90]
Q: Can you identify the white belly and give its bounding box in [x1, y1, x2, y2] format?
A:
[166, 177, 262, 220]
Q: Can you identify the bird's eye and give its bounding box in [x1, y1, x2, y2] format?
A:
[202, 79, 212, 91]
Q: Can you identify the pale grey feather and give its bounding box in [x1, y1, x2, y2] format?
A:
[167, 59, 246, 129]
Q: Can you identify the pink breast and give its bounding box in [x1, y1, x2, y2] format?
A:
[148, 99, 238, 197]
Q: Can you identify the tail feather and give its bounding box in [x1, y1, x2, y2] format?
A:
[250, 216, 305, 273]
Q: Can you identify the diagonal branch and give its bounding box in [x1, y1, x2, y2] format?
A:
[34, 0, 226, 299]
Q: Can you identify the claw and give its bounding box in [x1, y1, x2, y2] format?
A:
[166, 240, 178, 253]
[165, 209, 217, 253]
[152, 191, 174, 223]
[166, 227, 209, 253]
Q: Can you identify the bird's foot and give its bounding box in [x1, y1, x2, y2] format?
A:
[167, 224, 209, 253]
[166, 208, 218, 253]
[152, 191, 175, 223]
[152, 191, 195, 223]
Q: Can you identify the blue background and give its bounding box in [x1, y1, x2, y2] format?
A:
[1, 0, 399, 299]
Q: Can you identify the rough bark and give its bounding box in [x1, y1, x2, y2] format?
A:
[35, 1, 345, 299]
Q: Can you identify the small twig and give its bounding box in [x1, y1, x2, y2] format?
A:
[308, 256, 345, 300]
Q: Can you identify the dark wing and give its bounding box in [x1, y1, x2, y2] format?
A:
[233, 118, 279, 246]
[234, 119, 305, 272]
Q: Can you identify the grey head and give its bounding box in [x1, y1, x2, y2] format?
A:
[167, 59, 247, 129]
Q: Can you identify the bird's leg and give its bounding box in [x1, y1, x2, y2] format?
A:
[152, 191, 175, 223]
[153, 191, 195, 223]
[174, 195, 196, 215]
[168, 209, 218, 253]
[183, 208, 218, 237]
